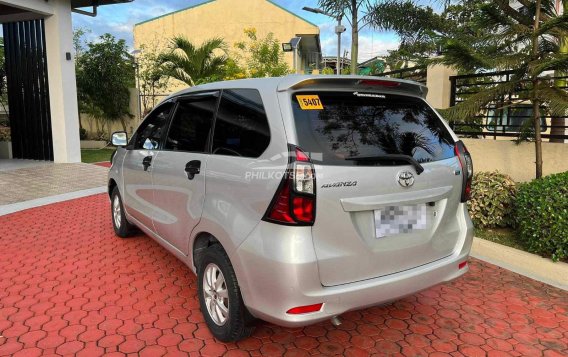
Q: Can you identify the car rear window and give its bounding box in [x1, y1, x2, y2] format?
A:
[292, 92, 455, 166]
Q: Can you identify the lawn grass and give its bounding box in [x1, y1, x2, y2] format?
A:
[474, 227, 526, 251]
[81, 148, 115, 163]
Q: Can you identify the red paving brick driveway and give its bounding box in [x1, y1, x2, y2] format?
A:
[1, 194, 567, 357]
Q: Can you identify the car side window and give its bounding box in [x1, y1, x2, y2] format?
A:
[133, 102, 174, 150]
[164, 94, 218, 153]
[212, 89, 270, 158]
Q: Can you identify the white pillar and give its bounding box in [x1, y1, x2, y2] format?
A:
[426, 64, 458, 110]
[44, 0, 81, 163]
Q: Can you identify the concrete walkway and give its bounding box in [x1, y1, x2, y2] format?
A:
[471, 237, 568, 291]
[0, 160, 107, 214]
[0, 159, 52, 171]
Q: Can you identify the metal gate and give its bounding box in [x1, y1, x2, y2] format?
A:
[3, 19, 53, 161]
[448, 70, 568, 141]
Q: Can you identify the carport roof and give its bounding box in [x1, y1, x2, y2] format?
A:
[72, 0, 133, 8]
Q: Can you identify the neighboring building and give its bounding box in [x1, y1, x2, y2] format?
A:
[358, 56, 386, 75]
[133, 0, 321, 92]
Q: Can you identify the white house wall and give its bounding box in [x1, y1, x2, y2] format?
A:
[1, 0, 81, 163]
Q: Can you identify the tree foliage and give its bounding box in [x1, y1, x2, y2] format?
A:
[372, 0, 568, 178]
[157, 37, 228, 86]
[370, 0, 486, 68]
[76, 33, 135, 134]
[233, 28, 290, 78]
[135, 43, 170, 116]
[0, 36, 8, 143]
[440, 0, 568, 178]
[0, 37, 7, 114]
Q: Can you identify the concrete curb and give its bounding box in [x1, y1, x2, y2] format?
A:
[471, 237, 568, 291]
[0, 186, 107, 216]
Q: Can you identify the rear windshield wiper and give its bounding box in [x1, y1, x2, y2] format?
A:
[345, 154, 425, 175]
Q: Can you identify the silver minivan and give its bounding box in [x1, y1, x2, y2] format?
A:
[108, 75, 474, 341]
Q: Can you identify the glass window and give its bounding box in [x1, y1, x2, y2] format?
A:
[292, 92, 456, 166]
[506, 106, 547, 132]
[486, 105, 547, 133]
[133, 102, 174, 150]
[164, 94, 218, 153]
[212, 89, 270, 158]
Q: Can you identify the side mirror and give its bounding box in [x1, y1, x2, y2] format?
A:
[111, 131, 128, 146]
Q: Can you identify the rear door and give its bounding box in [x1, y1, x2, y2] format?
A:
[151, 92, 218, 254]
[291, 91, 464, 286]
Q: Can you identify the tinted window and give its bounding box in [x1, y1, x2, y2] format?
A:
[212, 89, 270, 158]
[164, 94, 218, 153]
[292, 92, 455, 166]
[133, 102, 174, 150]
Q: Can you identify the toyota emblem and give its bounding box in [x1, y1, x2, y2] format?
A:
[397, 171, 415, 188]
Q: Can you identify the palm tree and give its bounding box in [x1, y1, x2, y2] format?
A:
[371, 0, 568, 179]
[436, 0, 568, 179]
[158, 37, 228, 86]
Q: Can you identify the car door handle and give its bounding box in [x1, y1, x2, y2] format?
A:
[185, 160, 201, 180]
[142, 156, 152, 171]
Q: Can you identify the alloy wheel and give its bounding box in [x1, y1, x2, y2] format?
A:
[203, 263, 229, 326]
[113, 195, 122, 229]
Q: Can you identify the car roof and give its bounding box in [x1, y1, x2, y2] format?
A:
[167, 75, 428, 100]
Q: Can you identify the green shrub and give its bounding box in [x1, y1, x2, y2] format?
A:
[321, 67, 335, 75]
[467, 171, 517, 228]
[79, 128, 88, 140]
[515, 172, 568, 261]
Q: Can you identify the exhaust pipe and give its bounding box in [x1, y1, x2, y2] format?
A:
[330, 315, 342, 327]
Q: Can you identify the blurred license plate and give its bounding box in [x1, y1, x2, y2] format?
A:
[375, 204, 427, 238]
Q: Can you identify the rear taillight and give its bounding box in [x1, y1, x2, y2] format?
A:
[455, 141, 473, 202]
[266, 184, 294, 223]
[263, 145, 316, 225]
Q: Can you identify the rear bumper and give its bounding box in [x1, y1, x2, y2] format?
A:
[232, 207, 473, 327]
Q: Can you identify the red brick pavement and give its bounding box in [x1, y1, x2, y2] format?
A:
[0, 194, 567, 356]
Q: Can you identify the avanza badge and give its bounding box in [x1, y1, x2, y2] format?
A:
[296, 95, 323, 110]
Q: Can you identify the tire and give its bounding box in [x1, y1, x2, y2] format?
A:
[197, 244, 254, 342]
[111, 187, 136, 238]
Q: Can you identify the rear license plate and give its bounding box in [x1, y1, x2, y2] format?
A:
[374, 204, 427, 238]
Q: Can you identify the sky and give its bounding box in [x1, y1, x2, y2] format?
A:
[70, 0, 404, 62]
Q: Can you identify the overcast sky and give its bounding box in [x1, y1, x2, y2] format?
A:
[70, 0, 404, 62]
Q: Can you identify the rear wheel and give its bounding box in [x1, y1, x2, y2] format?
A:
[197, 244, 253, 342]
[111, 187, 136, 238]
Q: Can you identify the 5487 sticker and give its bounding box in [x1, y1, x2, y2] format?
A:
[296, 95, 324, 110]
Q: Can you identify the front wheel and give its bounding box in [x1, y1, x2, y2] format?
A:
[197, 244, 253, 342]
[111, 187, 136, 238]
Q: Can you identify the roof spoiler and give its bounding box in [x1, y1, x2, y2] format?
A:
[277, 75, 428, 99]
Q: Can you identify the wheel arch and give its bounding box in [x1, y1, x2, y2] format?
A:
[192, 232, 221, 271]
[108, 178, 118, 198]
[190, 230, 254, 317]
